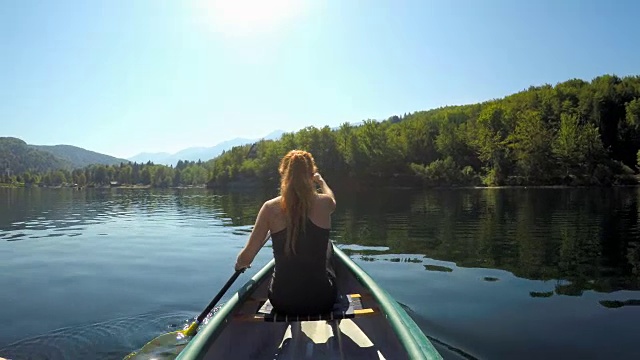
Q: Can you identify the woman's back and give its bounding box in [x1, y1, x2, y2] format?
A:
[268, 192, 332, 230]
[268, 217, 336, 315]
[267, 196, 337, 315]
[234, 150, 337, 315]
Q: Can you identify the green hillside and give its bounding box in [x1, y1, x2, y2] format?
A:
[0, 137, 71, 174]
[207, 74, 640, 188]
[32, 144, 128, 168]
[0, 138, 130, 184]
[0, 137, 212, 187]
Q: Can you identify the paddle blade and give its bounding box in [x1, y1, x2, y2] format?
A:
[123, 330, 190, 360]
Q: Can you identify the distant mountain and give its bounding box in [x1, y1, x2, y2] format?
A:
[263, 130, 285, 140]
[32, 144, 128, 168]
[127, 152, 173, 165]
[0, 137, 71, 174]
[128, 130, 285, 166]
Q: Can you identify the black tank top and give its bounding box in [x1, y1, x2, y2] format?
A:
[268, 218, 337, 315]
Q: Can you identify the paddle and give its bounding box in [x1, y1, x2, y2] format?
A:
[181, 268, 245, 336]
[123, 231, 271, 359]
[184, 230, 272, 334]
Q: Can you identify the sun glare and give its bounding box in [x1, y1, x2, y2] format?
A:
[193, 0, 309, 38]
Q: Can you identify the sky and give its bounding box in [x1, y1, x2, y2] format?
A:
[2, 0, 640, 159]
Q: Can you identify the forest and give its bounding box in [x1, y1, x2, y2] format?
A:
[1, 160, 211, 188]
[208, 74, 640, 188]
[3, 74, 640, 189]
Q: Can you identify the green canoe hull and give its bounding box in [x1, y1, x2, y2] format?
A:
[175, 244, 443, 359]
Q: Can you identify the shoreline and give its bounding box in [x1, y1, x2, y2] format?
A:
[207, 183, 640, 191]
[207, 173, 640, 191]
[2, 181, 639, 191]
[0, 184, 207, 190]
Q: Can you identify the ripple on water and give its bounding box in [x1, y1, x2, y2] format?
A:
[28, 233, 66, 239]
[338, 244, 390, 252]
[0, 310, 198, 360]
[231, 227, 253, 236]
[6, 233, 26, 241]
[53, 227, 87, 232]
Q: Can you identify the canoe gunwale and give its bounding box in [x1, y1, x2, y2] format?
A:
[332, 245, 443, 360]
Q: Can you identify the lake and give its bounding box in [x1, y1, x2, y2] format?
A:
[1, 186, 639, 359]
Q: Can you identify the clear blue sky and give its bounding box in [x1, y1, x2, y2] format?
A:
[2, 0, 639, 159]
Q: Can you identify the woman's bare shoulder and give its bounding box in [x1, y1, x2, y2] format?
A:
[264, 196, 282, 209]
[315, 193, 336, 205]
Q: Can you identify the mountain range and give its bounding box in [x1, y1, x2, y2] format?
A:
[0, 130, 286, 174]
[127, 130, 285, 166]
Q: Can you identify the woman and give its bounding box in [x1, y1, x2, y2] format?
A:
[234, 150, 337, 315]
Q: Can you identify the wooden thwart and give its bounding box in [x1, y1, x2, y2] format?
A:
[235, 294, 377, 322]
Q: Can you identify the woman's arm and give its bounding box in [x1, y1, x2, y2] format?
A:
[234, 201, 271, 271]
[314, 173, 336, 211]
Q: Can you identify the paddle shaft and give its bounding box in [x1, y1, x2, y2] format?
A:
[194, 269, 243, 324]
[194, 231, 271, 325]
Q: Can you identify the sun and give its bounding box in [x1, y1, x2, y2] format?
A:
[193, 0, 310, 38]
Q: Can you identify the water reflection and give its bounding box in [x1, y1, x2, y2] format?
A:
[0, 188, 239, 241]
[3, 187, 639, 298]
[599, 299, 640, 308]
[1, 186, 640, 359]
[203, 187, 640, 299]
[200, 186, 640, 302]
[530, 291, 554, 298]
[424, 265, 454, 273]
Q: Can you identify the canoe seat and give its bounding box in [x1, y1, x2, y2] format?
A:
[244, 294, 375, 322]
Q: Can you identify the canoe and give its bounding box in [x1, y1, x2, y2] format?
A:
[174, 244, 443, 360]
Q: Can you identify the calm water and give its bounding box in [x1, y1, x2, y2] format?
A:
[1, 187, 639, 359]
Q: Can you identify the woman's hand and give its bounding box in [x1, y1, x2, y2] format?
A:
[313, 172, 335, 209]
[234, 262, 250, 272]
